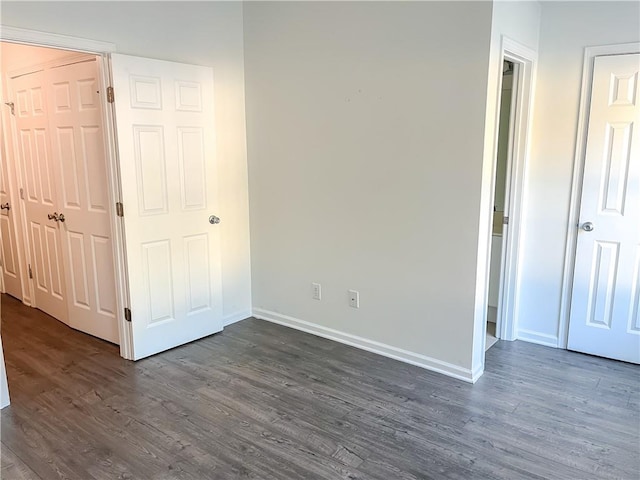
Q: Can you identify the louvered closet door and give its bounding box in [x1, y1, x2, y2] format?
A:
[47, 58, 119, 344]
[111, 54, 223, 359]
[11, 70, 68, 322]
[567, 53, 640, 363]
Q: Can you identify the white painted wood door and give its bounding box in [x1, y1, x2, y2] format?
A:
[47, 58, 119, 344]
[0, 115, 23, 299]
[567, 53, 640, 363]
[111, 54, 223, 360]
[11, 70, 68, 322]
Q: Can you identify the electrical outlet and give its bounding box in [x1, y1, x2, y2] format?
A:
[348, 290, 359, 308]
[312, 283, 322, 300]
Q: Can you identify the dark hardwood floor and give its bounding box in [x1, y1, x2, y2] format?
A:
[1, 293, 638, 479]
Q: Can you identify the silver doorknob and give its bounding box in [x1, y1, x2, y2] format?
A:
[48, 212, 59, 222]
[0, 202, 9, 211]
[581, 222, 594, 232]
[58, 213, 65, 223]
[209, 215, 221, 225]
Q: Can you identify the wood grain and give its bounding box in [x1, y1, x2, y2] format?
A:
[1, 294, 638, 479]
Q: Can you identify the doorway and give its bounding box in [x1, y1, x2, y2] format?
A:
[1, 26, 230, 368]
[0, 41, 119, 344]
[486, 60, 518, 351]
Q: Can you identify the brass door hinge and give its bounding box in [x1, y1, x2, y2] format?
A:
[124, 307, 132, 322]
[107, 86, 115, 103]
[4, 102, 15, 115]
[116, 202, 124, 217]
[28, 264, 33, 279]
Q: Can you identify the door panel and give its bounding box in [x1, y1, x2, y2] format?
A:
[12, 71, 68, 321]
[47, 58, 119, 344]
[568, 53, 640, 363]
[111, 53, 223, 360]
[0, 111, 22, 299]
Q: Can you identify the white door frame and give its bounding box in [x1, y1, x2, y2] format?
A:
[491, 38, 537, 343]
[471, 36, 537, 380]
[558, 42, 640, 349]
[0, 26, 135, 359]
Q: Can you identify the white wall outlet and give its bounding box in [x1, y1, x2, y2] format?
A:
[312, 283, 322, 300]
[348, 290, 359, 308]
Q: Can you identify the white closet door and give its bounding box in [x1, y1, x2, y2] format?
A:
[11, 70, 68, 322]
[0, 115, 22, 299]
[567, 53, 640, 363]
[47, 58, 119, 344]
[111, 54, 223, 360]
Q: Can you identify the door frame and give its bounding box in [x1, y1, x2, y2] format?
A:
[472, 35, 537, 379]
[493, 38, 537, 343]
[0, 26, 135, 359]
[558, 42, 640, 349]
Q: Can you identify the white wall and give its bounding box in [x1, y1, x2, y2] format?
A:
[0, 2, 252, 323]
[517, 1, 640, 345]
[244, 1, 493, 380]
[0, 336, 9, 409]
[1, 42, 73, 72]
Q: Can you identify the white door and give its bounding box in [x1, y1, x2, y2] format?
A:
[0, 117, 23, 300]
[11, 70, 68, 321]
[567, 53, 640, 363]
[47, 58, 119, 344]
[111, 54, 223, 360]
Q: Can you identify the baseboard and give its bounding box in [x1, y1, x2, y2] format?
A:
[252, 308, 479, 383]
[517, 328, 559, 348]
[470, 362, 484, 383]
[223, 310, 251, 327]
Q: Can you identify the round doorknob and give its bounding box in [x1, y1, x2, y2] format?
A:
[58, 213, 66, 223]
[582, 222, 594, 232]
[0, 202, 9, 211]
[209, 215, 220, 225]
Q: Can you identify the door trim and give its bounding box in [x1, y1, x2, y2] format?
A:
[473, 35, 537, 378]
[0, 26, 134, 359]
[1, 26, 115, 53]
[558, 42, 640, 349]
[495, 37, 537, 343]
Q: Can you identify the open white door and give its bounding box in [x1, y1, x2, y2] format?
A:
[111, 54, 223, 360]
[567, 53, 640, 363]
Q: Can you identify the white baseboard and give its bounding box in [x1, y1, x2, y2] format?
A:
[517, 328, 559, 348]
[252, 308, 480, 383]
[470, 363, 484, 383]
[223, 310, 251, 327]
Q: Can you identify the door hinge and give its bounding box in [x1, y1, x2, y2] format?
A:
[503, 216, 509, 225]
[124, 307, 132, 322]
[28, 264, 33, 279]
[4, 102, 15, 116]
[107, 86, 115, 103]
[115, 202, 124, 217]
[20, 188, 25, 199]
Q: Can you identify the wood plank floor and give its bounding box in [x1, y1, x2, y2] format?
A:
[1, 293, 638, 479]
